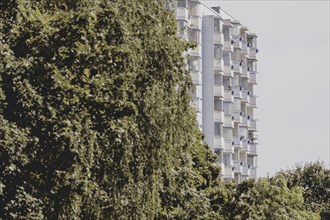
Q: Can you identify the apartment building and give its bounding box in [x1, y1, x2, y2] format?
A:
[175, 1, 258, 182]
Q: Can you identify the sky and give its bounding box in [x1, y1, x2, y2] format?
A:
[201, 0, 330, 176]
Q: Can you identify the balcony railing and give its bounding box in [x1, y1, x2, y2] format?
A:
[223, 165, 234, 179]
[249, 118, 257, 131]
[232, 60, 242, 74]
[214, 110, 224, 123]
[248, 71, 257, 84]
[214, 58, 224, 71]
[233, 111, 242, 124]
[191, 98, 202, 113]
[190, 15, 200, 29]
[233, 160, 243, 173]
[233, 86, 242, 99]
[250, 166, 257, 178]
[241, 115, 249, 127]
[248, 47, 257, 60]
[191, 71, 201, 85]
[224, 115, 234, 128]
[176, 7, 189, 21]
[224, 63, 233, 77]
[232, 36, 242, 49]
[214, 136, 225, 148]
[241, 90, 250, 103]
[224, 140, 234, 153]
[233, 136, 243, 149]
[241, 41, 250, 55]
[242, 139, 249, 150]
[214, 32, 224, 44]
[242, 163, 250, 176]
[249, 95, 257, 108]
[248, 143, 257, 155]
[241, 64, 249, 78]
[190, 44, 201, 57]
[224, 39, 233, 51]
[214, 84, 224, 98]
[224, 89, 234, 102]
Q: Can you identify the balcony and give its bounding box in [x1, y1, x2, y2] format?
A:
[250, 166, 257, 178]
[214, 136, 225, 148]
[232, 36, 242, 49]
[242, 139, 249, 150]
[233, 111, 242, 124]
[241, 115, 249, 127]
[224, 39, 234, 52]
[224, 64, 233, 77]
[248, 47, 257, 60]
[249, 95, 257, 108]
[176, 7, 189, 21]
[233, 160, 243, 173]
[224, 90, 234, 102]
[191, 71, 201, 85]
[241, 65, 249, 78]
[190, 44, 201, 57]
[248, 143, 257, 155]
[214, 84, 224, 98]
[233, 86, 242, 99]
[232, 60, 242, 74]
[242, 163, 250, 176]
[248, 71, 257, 84]
[224, 115, 234, 128]
[222, 164, 234, 179]
[241, 90, 250, 103]
[224, 140, 234, 153]
[214, 59, 224, 71]
[214, 32, 224, 45]
[190, 15, 200, 29]
[249, 118, 257, 131]
[191, 98, 202, 113]
[233, 136, 243, 149]
[214, 110, 224, 123]
[241, 41, 250, 55]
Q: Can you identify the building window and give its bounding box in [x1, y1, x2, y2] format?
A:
[223, 102, 233, 115]
[177, 0, 187, 8]
[214, 122, 222, 136]
[214, 44, 222, 59]
[214, 18, 220, 32]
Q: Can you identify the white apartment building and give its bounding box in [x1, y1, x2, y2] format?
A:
[175, 1, 258, 182]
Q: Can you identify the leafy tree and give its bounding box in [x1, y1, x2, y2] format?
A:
[221, 175, 320, 220]
[1, 0, 222, 219]
[279, 161, 330, 219]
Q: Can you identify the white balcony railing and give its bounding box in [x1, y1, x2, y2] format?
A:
[190, 44, 201, 57]
[241, 90, 250, 103]
[214, 32, 224, 44]
[224, 39, 233, 51]
[233, 136, 243, 148]
[233, 160, 243, 173]
[214, 110, 224, 123]
[232, 36, 242, 49]
[214, 58, 224, 71]
[250, 166, 257, 178]
[242, 139, 249, 150]
[241, 115, 249, 127]
[233, 111, 242, 124]
[224, 64, 233, 77]
[224, 90, 234, 103]
[241, 41, 250, 55]
[214, 136, 225, 148]
[248, 71, 257, 84]
[190, 16, 200, 29]
[248, 47, 257, 60]
[248, 143, 257, 155]
[224, 140, 234, 153]
[191, 98, 202, 113]
[233, 86, 242, 99]
[191, 71, 201, 85]
[224, 115, 234, 128]
[242, 163, 250, 176]
[214, 84, 224, 97]
[232, 60, 242, 73]
[249, 95, 257, 107]
[249, 118, 257, 131]
[176, 7, 189, 21]
[241, 64, 249, 78]
[223, 165, 234, 179]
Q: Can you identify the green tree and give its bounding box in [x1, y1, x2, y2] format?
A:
[221, 175, 320, 220]
[279, 161, 330, 219]
[0, 0, 222, 219]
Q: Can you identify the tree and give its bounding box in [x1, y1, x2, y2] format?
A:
[0, 0, 222, 218]
[220, 175, 320, 220]
[279, 161, 330, 219]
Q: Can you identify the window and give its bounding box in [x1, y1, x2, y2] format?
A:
[214, 100, 223, 111]
[189, 29, 199, 43]
[177, 0, 187, 8]
[214, 122, 222, 136]
[214, 44, 222, 59]
[214, 18, 220, 32]
[177, 20, 187, 37]
[223, 102, 233, 115]
[223, 128, 233, 140]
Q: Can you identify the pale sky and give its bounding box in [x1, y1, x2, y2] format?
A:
[201, 0, 330, 176]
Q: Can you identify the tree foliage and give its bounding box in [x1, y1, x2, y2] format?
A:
[0, 0, 222, 218]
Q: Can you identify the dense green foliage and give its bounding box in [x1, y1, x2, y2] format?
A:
[0, 0, 328, 219]
[0, 0, 223, 218]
